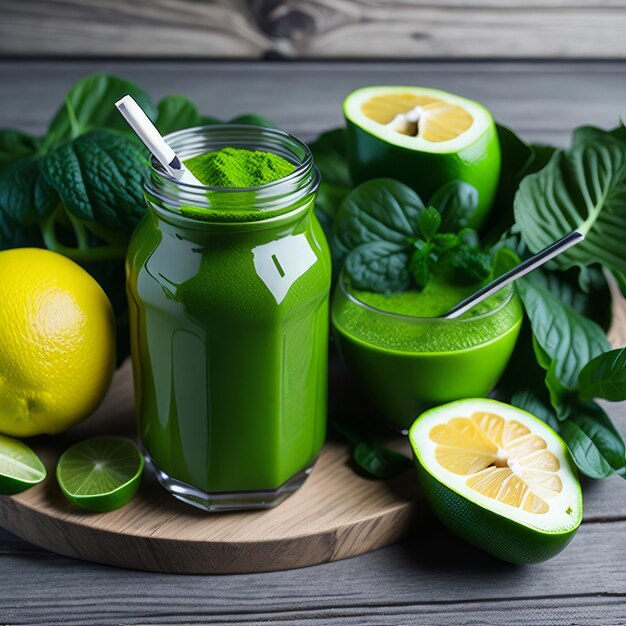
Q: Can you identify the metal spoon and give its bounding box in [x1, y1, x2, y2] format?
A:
[442, 230, 585, 319]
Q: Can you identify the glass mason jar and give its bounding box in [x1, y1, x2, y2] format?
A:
[127, 125, 331, 511]
[332, 271, 523, 433]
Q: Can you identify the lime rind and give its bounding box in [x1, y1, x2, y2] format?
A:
[57, 436, 144, 511]
[343, 86, 495, 154]
[409, 399, 583, 563]
[410, 398, 583, 535]
[416, 462, 578, 564]
[0, 434, 46, 494]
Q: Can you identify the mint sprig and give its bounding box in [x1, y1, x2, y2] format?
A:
[333, 179, 494, 293]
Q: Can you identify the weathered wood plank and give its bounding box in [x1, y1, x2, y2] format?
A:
[2, 61, 626, 145]
[0, 521, 624, 624]
[1, 0, 626, 59]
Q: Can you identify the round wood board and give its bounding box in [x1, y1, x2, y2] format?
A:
[0, 358, 422, 574]
[2, 289, 623, 574]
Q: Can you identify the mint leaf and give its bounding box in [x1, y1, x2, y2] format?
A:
[353, 442, 413, 479]
[458, 228, 480, 247]
[429, 180, 478, 232]
[432, 233, 460, 251]
[578, 348, 626, 402]
[517, 278, 610, 401]
[344, 241, 411, 293]
[560, 403, 626, 478]
[409, 241, 431, 289]
[45, 73, 156, 147]
[333, 179, 425, 258]
[0, 155, 58, 225]
[417, 205, 441, 241]
[42, 130, 147, 233]
[515, 130, 626, 278]
[156, 95, 203, 135]
[451, 245, 492, 283]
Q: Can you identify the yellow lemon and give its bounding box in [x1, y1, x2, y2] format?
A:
[0, 249, 115, 436]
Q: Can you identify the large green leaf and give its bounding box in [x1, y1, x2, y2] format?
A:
[0, 129, 41, 172]
[344, 241, 411, 293]
[578, 348, 626, 402]
[511, 389, 560, 431]
[526, 144, 557, 175]
[532, 266, 612, 332]
[516, 278, 610, 394]
[309, 128, 351, 189]
[155, 95, 204, 135]
[42, 130, 147, 233]
[44, 73, 156, 146]
[428, 180, 478, 232]
[559, 404, 626, 478]
[0, 155, 58, 225]
[228, 114, 277, 128]
[333, 179, 424, 258]
[481, 123, 533, 242]
[353, 442, 413, 479]
[514, 130, 626, 277]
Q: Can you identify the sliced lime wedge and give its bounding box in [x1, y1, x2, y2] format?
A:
[57, 436, 144, 512]
[0, 434, 46, 494]
[409, 398, 582, 564]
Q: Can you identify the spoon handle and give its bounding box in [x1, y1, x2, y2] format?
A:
[442, 230, 584, 320]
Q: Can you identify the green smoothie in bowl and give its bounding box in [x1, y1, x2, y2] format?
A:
[332, 271, 523, 432]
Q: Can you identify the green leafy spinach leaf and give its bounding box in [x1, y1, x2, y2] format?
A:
[515, 129, 626, 278]
[578, 348, 626, 402]
[516, 277, 610, 406]
[559, 403, 626, 479]
[344, 241, 411, 293]
[44, 73, 156, 146]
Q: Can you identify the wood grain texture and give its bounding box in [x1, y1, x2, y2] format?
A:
[1, 1, 626, 59]
[0, 521, 625, 624]
[0, 360, 422, 574]
[3, 61, 626, 146]
[0, 288, 623, 575]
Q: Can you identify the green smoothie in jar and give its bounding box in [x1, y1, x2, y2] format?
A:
[127, 126, 330, 511]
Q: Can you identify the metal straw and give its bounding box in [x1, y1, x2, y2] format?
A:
[442, 230, 585, 319]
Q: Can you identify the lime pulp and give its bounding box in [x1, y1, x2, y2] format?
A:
[0, 434, 46, 495]
[57, 436, 144, 512]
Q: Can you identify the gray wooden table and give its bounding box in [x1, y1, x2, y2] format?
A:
[1, 61, 626, 626]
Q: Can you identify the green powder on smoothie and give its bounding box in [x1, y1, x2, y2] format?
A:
[184, 147, 296, 188]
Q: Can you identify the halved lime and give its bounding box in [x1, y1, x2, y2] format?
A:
[57, 436, 144, 512]
[344, 86, 500, 230]
[409, 399, 582, 564]
[0, 434, 46, 494]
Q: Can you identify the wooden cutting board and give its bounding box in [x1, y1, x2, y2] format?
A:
[0, 356, 422, 574]
[1, 290, 623, 574]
